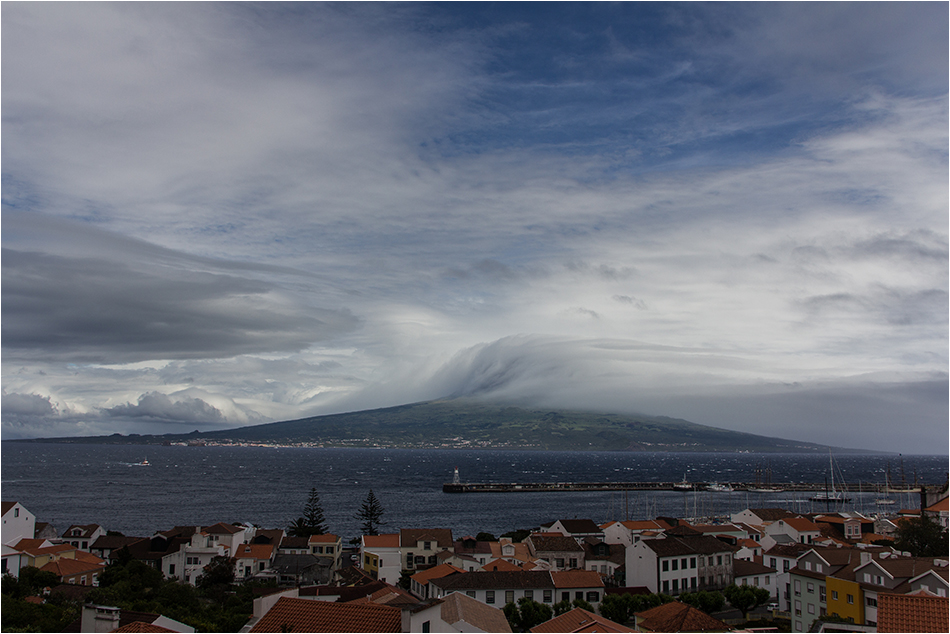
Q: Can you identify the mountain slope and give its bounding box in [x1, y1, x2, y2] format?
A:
[19, 398, 843, 452]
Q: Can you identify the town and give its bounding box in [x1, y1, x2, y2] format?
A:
[2, 485, 947, 633]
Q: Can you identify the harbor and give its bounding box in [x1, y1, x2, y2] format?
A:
[442, 480, 927, 494]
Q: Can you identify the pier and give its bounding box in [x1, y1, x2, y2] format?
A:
[442, 481, 926, 494]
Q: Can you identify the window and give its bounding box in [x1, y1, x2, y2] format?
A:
[569, 558, 578, 568]
[663, 560, 669, 572]
[575, 591, 583, 601]
[424, 541, 431, 550]
[784, 561, 790, 572]
[543, 590, 552, 603]
[586, 591, 600, 602]
[169, 564, 175, 575]
[486, 591, 495, 604]
[467, 591, 476, 598]
[795, 600, 802, 616]
[562, 592, 570, 602]
[770, 557, 777, 569]
[832, 590, 838, 600]
[807, 582, 814, 593]
[804, 561, 811, 571]
[673, 579, 679, 592]
[672, 559, 679, 571]
[819, 586, 826, 602]
[690, 557, 696, 569]
[724, 555, 730, 564]
[765, 576, 770, 585]
[422, 621, 430, 633]
[808, 604, 815, 614]
[663, 580, 670, 593]
[525, 590, 533, 600]
[794, 580, 801, 596]
[690, 577, 696, 589]
[717, 555, 723, 565]
[365, 554, 371, 565]
[681, 558, 687, 569]
[415, 556, 426, 564]
[866, 596, 877, 607]
[754, 577, 759, 586]
[14, 508, 19, 518]
[556, 558, 565, 568]
[815, 563, 822, 573]
[847, 594, 854, 604]
[505, 590, 514, 604]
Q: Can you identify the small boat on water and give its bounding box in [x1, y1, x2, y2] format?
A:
[673, 474, 692, 491]
[706, 482, 734, 493]
[129, 458, 150, 466]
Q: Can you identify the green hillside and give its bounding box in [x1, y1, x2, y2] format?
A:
[17, 398, 839, 452]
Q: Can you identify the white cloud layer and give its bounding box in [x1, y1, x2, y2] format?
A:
[2, 4, 946, 453]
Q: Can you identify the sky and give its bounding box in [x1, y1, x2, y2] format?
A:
[2, 3, 947, 454]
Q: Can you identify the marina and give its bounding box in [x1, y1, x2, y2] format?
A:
[442, 480, 928, 494]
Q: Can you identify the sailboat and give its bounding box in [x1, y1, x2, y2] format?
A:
[809, 451, 851, 503]
[673, 473, 692, 491]
[876, 467, 895, 505]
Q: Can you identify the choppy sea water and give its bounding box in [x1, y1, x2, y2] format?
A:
[1, 444, 945, 542]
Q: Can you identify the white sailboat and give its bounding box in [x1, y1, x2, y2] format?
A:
[810, 450, 851, 503]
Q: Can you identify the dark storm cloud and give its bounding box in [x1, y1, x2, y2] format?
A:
[105, 392, 226, 424]
[1, 246, 358, 364]
[1, 391, 57, 416]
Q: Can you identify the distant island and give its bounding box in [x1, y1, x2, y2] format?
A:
[8, 398, 862, 453]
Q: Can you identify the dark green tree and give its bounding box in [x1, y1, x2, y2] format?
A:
[289, 487, 329, 537]
[723, 584, 771, 619]
[893, 514, 949, 557]
[600, 592, 675, 624]
[356, 489, 385, 536]
[504, 597, 553, 631]
[678, 590, 725, 614]
[476, 532, 497, 542]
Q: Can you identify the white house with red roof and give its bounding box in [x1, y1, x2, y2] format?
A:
[308, 533, 343, 570]
[762, 516, 823, 549]
[601, 519, 672, 547]
[361, 533, 402, 584]
[234, 543, 276, 580]
[2, 502, 35, 548]
[61, 524, 107, 551]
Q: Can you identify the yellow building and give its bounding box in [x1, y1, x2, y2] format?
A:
[826, 575, 864, 623]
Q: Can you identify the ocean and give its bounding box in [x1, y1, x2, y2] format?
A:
[1, 444, 945, 542]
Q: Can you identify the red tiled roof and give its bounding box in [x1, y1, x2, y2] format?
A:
[249, 596, 402, 632]
[410, 563, 464, 584]
[551, 570, 604, 589]
[363, 534, 400, 548]
[483, 558, 523, 572]
[39, 557, 105, 578]
[877, 591, 949, 633]
[441, 591, 513, 633]
[22, 544, 76, 557]
[234, 543, 275, 559]
[531, 607, 635, 633]
[926, 497, 949, 513]
[400, 528, 454, 548]
[13, 538, 48, 551]
[308, 533, 340, 544]
[202, 522, 242, 534]
[635, 601, 731, 632]
[783, 517, 821, 532]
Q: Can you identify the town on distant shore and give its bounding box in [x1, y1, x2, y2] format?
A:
[3, 485, 948, 633]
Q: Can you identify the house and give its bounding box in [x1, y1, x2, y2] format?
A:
[277, 535, 310, 555]
[173, 528, 228, 584]
[76, 604, 195, 633]
[361, 533, 402, 584]
[551, 570, 605, 607]
[581, 537, 625, 579]
[429, 570, 558, 607]
[814, 513, 876, 542]
[234, 543, 276, 580]
[452, 536, 495, 569]
[406, 591, 512, 633]
[525, 534, 585, 571]
[734, 538, 763, 561]
[482, 558, 524, 572]
[308, 533, 342, 570]
[248, 595, 402, 632]
[601, 519, 672, 547]
[2, 543, 25, 577]
[61, 524, 107, 551]
[626, 527, 736, 595]
[200, 522, 249, 554]
[763, 542, 812, 611]
[544, 519, 604, 542]
[18, 543, 79, 569]
[409, 563, 464, 599]
[826, 552, 949, 628]
[89, 535, 146, 565]
[39, 551, 106, 586]
[762, 516, 823, 549]
[2, 501, 36, 547]
[733, 558, 777, 601]
[34, 522, 59, 541]
[789, 547, 866, 632]
[400, 528, 454, 573]
[530, 607, 635, 633]
[489, 538, 534, 566]
[269, 553, 332, 586]
[731, 508, 797, 526]
[633, 601, 731, 632]
[923, 496, 949, 529]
